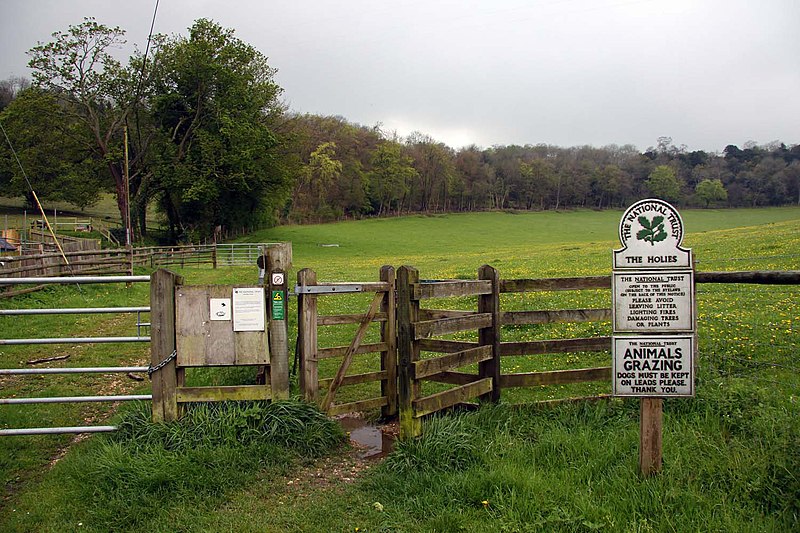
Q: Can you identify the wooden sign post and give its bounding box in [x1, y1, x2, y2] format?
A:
[266, 244, 290, 400]
[612, 199, 696, 476]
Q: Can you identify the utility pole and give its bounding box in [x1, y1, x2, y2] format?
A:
[124, 126, 132, 247]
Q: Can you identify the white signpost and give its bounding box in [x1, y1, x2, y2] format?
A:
[612, 198, 696, 476]
[613, 335, 694, 397]
[613, 198, 691, 270]
[613, 270, 694, 333]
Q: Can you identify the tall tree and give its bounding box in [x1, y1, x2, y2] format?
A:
[150, 19, 291, 240]
[293, 141, 342, 220]
[0, 88, 104, 208]
[406, 133, 456, 212]
[454, 146, 492, 211]
[368, 141, 417, 215]
[27, 18, 140, 231]
[646, 165, 682, 203]
[694, 179, 728, 207]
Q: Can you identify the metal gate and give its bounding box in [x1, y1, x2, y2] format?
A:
[0, 275, 151, 435]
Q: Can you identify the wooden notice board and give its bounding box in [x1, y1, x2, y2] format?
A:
[176, 285, 270, 366]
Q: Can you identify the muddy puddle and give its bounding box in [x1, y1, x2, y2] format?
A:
[338, 416, 397, 459]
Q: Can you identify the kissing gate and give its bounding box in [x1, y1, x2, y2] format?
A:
[150, 244, 292, 422]
[297, 265, 614, 440]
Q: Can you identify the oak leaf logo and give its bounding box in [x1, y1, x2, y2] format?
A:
[636, 215, 667, 246]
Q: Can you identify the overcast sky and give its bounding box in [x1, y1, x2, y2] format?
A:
[2, 0, 798, 152]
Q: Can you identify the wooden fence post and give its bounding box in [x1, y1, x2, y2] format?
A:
[267, 244, 290, 400]
[150, 269, 182, 422]
[298, 268, 319, 403]
[478, 264, 501, 403]
[639, 398, 663, 476]
[397, 266, 422, 439]
[380, 265, 398, 418]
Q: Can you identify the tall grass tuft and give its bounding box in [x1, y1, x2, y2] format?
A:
[362, 397, 799, 532]
[111, 400, 344, 457]
[384, 413, 483, 475]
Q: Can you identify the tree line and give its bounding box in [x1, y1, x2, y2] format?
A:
[1, 18, 798, 243]
[282, 117, 800, 222]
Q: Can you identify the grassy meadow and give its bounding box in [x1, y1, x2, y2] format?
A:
[1, 206, 798, 532]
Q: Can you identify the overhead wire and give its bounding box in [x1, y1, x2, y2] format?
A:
[125, 0, 161, 245]
[132, 0, 160, 146]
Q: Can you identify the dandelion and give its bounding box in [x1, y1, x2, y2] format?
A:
[482, 500, 490, 509]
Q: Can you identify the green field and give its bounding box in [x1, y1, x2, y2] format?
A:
[242, 207, 800, 277]
[1, 207, 799, 532]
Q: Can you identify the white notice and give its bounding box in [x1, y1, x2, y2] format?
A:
[613, 270, 694, 333]
[232, 288, 266, 332]
[613, 335, 694, 397]
[209, 298, 231, 321]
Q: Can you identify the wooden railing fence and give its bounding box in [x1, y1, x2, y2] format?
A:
[396, 265, 500, 438]
[1, 243, 290, 298]
[300, 265, 618, 439]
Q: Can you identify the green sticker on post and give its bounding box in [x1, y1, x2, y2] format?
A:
[271, 290, 285, 320]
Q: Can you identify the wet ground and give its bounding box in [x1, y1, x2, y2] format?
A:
[337, 415, 397, 459]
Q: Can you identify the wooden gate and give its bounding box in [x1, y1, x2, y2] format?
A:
[297, 266, 397, 417]
[150, 269, 287, 422]
[396, 265, 501, 439]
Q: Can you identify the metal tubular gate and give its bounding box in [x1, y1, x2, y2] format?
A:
[0, 275, 151, 436]
[133, 243, 282, 268]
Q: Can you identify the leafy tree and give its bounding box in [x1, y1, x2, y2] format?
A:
[746, 157, 788, 206]
[406, 133, 456, 212]
[0, 76, 30, 111]
[27, 18, 141, 230]
[783, 161, 800, 205]
[454, 146, 492, 211]
[0, 88, 103, 209]
[645, 165, 682, 203]
[519, 158, 556, 209]
[368, 141, 417, 215]
[694, 179, 728, 208]
[275, 113, 382, 221]
[591, 164, 633, 208]
[150, 19, 290, 240]
[291, 141, 342, 220]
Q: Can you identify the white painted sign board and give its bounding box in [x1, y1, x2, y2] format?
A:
[612, 198, 696, 399]
[614, 198, 691, 269]
[232, 287, 266, 332]
[209, 298, 231, 321]
[613, 270, 694, 332]
[613, 335, 694, 397]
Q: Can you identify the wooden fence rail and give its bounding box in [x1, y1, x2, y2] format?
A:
[0, 249, 132, 281]
[1, 243, 291, 298]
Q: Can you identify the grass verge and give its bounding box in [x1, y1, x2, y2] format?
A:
[0, 400, 344, 532]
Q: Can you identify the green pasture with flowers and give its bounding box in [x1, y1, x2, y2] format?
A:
[1, 207, 798, 532]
